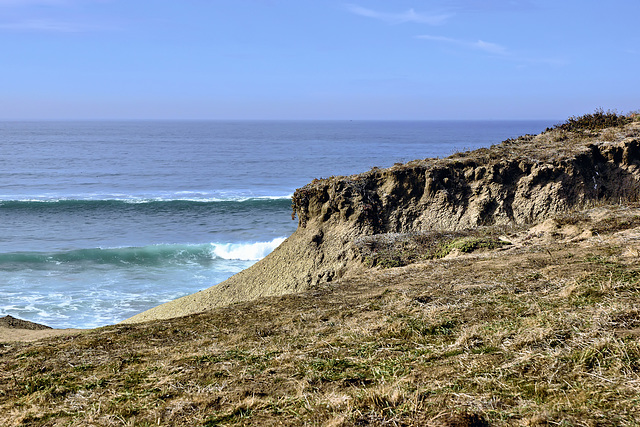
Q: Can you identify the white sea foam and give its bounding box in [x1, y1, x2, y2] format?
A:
[0, 237, 287, 328]
[211, 237, 286, 261]
[0, 192, 293, 203]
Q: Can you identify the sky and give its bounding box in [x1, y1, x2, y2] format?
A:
[0, 0, 638, 120]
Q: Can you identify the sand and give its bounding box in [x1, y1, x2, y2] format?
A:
[0, 315, 83, 342]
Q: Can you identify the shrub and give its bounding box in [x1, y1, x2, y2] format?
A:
[549, 108, 632, 133]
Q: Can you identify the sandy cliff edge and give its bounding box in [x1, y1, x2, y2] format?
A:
[123, 121, 640, 324]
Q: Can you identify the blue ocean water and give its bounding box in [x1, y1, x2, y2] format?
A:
[0, 120, 553, 328]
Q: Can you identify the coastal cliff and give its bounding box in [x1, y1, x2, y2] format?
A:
[124, 117, 640, 323]
[10, 113, 640, 426]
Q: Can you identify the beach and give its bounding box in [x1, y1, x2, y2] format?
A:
[0, 315, 81, 342]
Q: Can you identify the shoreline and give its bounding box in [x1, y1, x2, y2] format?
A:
[0, 326, 84, 343]
[0, 316, 84, 342]
[124, 115, 640, 324]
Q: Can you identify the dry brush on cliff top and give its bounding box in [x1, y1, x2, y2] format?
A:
[2, 206, 640, 426]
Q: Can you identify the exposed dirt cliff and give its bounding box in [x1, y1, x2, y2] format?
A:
[124, 120, 640, 323]
[293, 124, 640, 233]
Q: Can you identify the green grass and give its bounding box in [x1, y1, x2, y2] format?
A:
[357, 229, 511, 268]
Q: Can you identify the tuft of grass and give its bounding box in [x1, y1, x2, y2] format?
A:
[356, 227, 512, 268]
[592, 214, 640, 234]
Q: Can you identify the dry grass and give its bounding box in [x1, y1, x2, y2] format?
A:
[354, 226, 514, 268]
[441, 111, 640, 167]
[2, 204, 640, 426]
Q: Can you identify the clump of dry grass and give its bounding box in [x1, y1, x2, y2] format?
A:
[550, 108, 634, 133]
[355, 226, 514, 268]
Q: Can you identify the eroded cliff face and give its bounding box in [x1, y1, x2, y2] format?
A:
[124, 122, 640, 323]
[293, 135, 640, 234]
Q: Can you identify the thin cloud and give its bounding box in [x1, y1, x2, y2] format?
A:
[0, 0, 69, 5]
[417, 34, 508, 55]
[446, 0, 536, 12]
[417, 34, 568, 66]
[0, 18, 114, 32]
[346, 4, 451, 25]
[0, 0, 115, 32]
[473, 39, 508, 55]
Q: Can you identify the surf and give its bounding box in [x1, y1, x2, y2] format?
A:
[0, 238, 287, 269]
[0, 196, 292, 210]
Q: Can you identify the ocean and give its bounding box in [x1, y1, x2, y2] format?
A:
[0, 120, 553, 328]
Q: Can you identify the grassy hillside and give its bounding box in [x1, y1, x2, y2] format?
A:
[2, 111, 640, 426]
[1, 203, 640, 426]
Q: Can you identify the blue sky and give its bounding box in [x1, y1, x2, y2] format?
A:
[1, 0, 638, 120]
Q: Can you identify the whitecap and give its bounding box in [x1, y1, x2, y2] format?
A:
[211, 237, 286, 261]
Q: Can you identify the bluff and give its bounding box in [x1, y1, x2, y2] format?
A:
[124, 119, 640, 323]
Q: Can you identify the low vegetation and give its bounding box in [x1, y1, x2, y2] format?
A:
[2, 203, 640, 426]
[355, 228, 512, 268]
[549, 108, 636, 133]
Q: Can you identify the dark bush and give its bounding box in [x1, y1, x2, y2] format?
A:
[549, 108, 632, 133]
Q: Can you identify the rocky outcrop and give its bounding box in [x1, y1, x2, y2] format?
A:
[293, 137, 640, 234]
[124, 122, 640, 323]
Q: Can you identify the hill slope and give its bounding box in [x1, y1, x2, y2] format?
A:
[1, 203, 640, 425]
[125, 116, 640, 323]
[2, 113, 639, 425]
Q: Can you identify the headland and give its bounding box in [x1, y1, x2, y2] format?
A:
[125, 111, 640, 323]
[2, 111, 640, 426]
